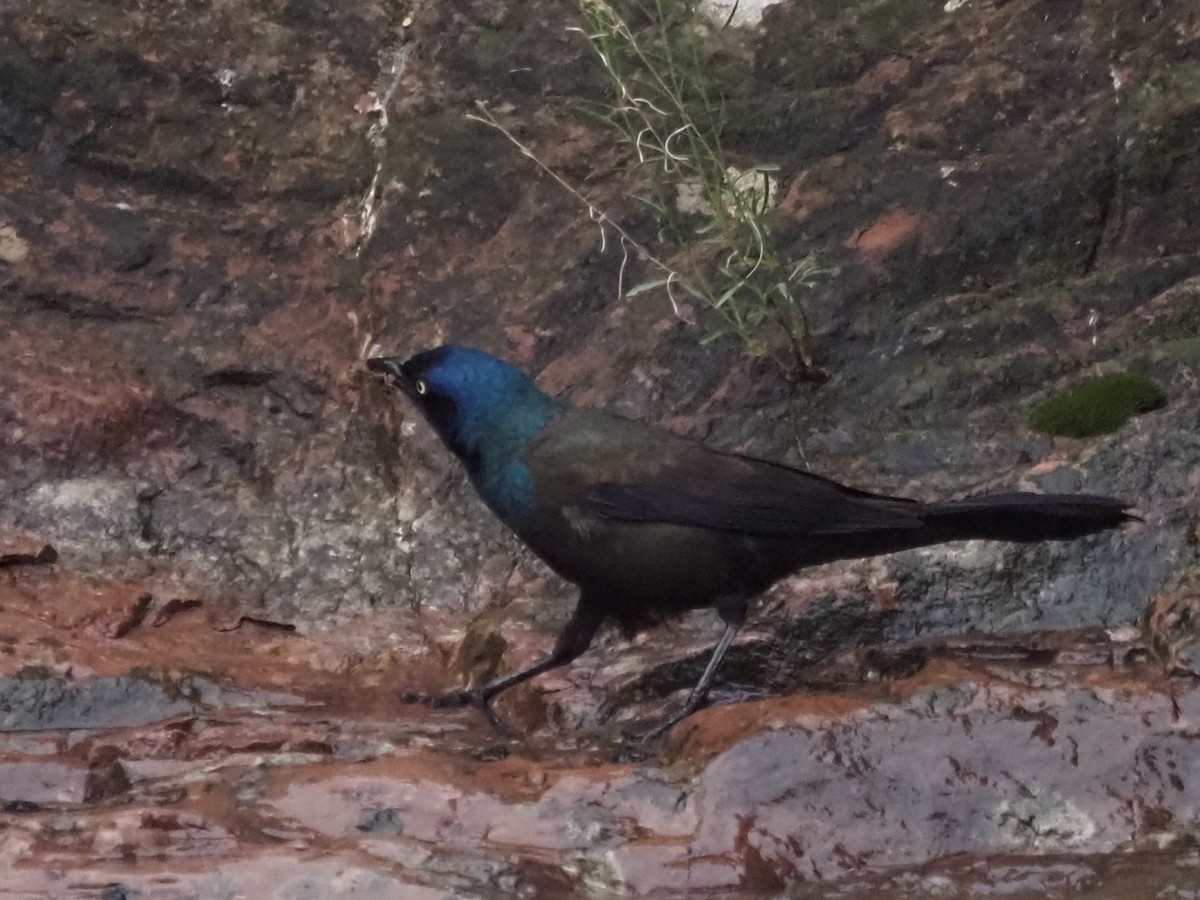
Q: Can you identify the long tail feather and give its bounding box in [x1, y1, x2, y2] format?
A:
[803, 491, 1137, 565]
[918, 492, 1138, 543]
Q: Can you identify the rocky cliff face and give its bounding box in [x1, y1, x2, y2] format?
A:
[1, 0, 1198, 895]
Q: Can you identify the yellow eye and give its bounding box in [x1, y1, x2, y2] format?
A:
[415, 379, 428, 395]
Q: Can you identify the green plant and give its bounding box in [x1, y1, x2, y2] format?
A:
[1028, 372, 1166, 438]
[570, 0, 820, 375]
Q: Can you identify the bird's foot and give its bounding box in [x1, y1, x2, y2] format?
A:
[614, 716, 684, 759]
[401, 689, 475, 709]
[401, 689, 516, 737]
[628, 710, 689, 743]
[626, 691, 712, 743]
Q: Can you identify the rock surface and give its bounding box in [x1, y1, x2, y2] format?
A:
[1, 0, 1199, 895]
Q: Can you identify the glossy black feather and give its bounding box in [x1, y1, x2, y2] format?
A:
[528, 409, 921, 535]
[370, 345, 1138, 736]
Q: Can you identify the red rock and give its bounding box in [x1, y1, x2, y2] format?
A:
[847, 207, 923, 257]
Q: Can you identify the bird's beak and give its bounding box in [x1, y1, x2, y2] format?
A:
[366, 356, 413, 396]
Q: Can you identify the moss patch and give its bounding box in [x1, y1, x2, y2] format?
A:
[1028, 372, 1167, 438]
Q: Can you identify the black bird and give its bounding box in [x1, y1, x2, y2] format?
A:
[368, 345, 1135, 736]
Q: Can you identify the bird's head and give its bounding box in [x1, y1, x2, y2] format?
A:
[368, 345, 562, 471]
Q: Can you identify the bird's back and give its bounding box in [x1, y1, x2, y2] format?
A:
[510, 407, 1132, 634]
[526, 407, 922, 537]
[512, 408, 924, 629]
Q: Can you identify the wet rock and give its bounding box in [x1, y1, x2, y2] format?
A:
[356, 807, 404, 837]
[0, 622, 1194, 896]
[681, 678, 1200, 884]
[0, 760, 88, 804]
[0, 0, 1198, 893]
[0, 672, 196, 732]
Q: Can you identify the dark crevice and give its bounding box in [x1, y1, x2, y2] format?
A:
[16, 290, 162, 322]
[201, 369, 275, 388]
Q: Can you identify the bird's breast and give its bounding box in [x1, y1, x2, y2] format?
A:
[474, 458, 536, 527]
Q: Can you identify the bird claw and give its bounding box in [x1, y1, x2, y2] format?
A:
[627, 694, 710, 743]
[401, 688, 516, 737]
[628, 713, 686, 743]
[401, 690, 470, 708]
[442, 691, 480, 709]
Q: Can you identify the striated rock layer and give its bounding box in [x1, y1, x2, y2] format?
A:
[1, 0, 1199, 894]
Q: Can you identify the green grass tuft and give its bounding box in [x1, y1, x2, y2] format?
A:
[1028, 372, 1167, 438]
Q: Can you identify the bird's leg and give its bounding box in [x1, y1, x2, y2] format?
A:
[636, 619, 742, 742]
[403, 599, 604, 734]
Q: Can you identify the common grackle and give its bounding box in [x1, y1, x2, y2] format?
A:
[368, 345, 1135, 737]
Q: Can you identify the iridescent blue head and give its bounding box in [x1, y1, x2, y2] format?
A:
[368, 345, 564, 486]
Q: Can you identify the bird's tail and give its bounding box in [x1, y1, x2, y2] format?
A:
[915, 492, 1137, 543]
[805, 491, 1139, 565]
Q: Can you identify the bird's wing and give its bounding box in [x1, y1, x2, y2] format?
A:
[527, 409, 923, 536]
